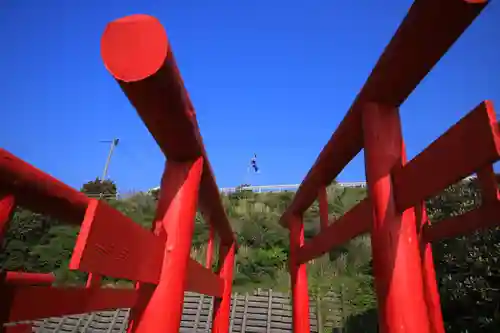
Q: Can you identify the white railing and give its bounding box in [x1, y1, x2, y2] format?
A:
[148, 181, 367, 195]
[219, 182, 367, 194]
[148, 175, 478, 195]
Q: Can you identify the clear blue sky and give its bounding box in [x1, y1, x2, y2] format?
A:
[1, 0, 499, 193]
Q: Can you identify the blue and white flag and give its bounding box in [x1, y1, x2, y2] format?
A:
[250, 153, 259, 173]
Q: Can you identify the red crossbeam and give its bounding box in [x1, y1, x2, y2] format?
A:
[424, 201, 500, 242]
[295, 100, 500, 263]
[3, 273, 55, 286]
[280, 0, 487, 224]
[69, 199, 223, 297]
[424, 165, 500, 242]
[0, 149, 88, 224]
[5, 286, 137, 322]
[393, 101, 500, 211]
[297, 198, 372, 264]
[100, 14, 234, 244]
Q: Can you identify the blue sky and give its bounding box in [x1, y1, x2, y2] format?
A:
[1, 0, 499, 193]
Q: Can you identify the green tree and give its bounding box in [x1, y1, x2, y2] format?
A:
[80, 178, 117, 198]
[428, 180, 500, 333]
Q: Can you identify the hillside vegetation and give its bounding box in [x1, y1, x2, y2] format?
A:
[1, 179, 499, 332]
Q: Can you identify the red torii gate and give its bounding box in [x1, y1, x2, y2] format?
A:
[0, 0, 498, 332]
[0, 13, 236, 333]
[280, 0, 498, 333]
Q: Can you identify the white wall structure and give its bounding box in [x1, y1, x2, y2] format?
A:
[148, 181, 367, 195]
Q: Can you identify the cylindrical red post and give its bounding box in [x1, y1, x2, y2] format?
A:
[0, 193, 15, 244]
[206, 226, 215, 268]
[416, 204, 445, 333]
[211, 240, 235, 333]
[362, 103, 430, 333]
[100, 14, 234, 244]
[318, 186, 329, 231]
[288, 214, 310, 333]
[0, 194, 16, 333]
[401, 142, 444, 333]
[131, 158, 203, 333]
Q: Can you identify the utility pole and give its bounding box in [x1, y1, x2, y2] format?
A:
[99, 138, 119, 198]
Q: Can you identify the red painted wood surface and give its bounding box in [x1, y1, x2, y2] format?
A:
[4, 273, 55, 286]
[416, 203, 445, 333]
[363, 103, 429, 333]
[70, 198, 223, 297]
[424, 200, 500, 242]
[393, 101, 500, 211]
[100, 14, 234, 244]
[0, 193, 15, 243]
[288, 215, 310, 333]
[280, 0, 488, 223]
[0, 149, 88, 224]
[132, 158, 204, 333]
[211, 241, 236, 333]
[5, 286, 137, 322]
[69, 199, 163, 284]
[297, 198, 372, 264]
[186, 259, 224, 297]
[206, 226, 215, 268]
[318, 186, 329, 231]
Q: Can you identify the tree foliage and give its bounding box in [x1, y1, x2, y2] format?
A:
[428, 180, 500, 333]
[1, 178, 499, 332]
[80, 178, 117, 198]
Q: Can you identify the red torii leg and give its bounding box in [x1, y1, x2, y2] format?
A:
[362, 103, 430, 333]
[212, 241, 236, 333]
[130, 158, 204, 333]
[288, 215, 310, 333]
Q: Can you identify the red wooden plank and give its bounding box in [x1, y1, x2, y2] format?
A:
[186, 258, 224, 297]
[423, 201, 500, 243]
[393, 101, 500, 211]
[5, 286, 137, 322]
[100, 14, 234, 243]
[4, 272, 55, 286]
[280, 0, 487, 224]
[69, 199, 223, 297]
[296, 198, 372, 264]
[0, 149, 88, 225]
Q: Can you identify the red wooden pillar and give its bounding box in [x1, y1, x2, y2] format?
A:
[0, 193, 15, 245]
[131, 157, 204, 333]
[416, 203, 445, 333]
[206, 226, 215, 268]
[211, 240, 235, 333]
[288, 214, 310, 333]
[0, 193, 16, 333]
[362, 103, 430, 333]
[318, 186, 329, 231]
